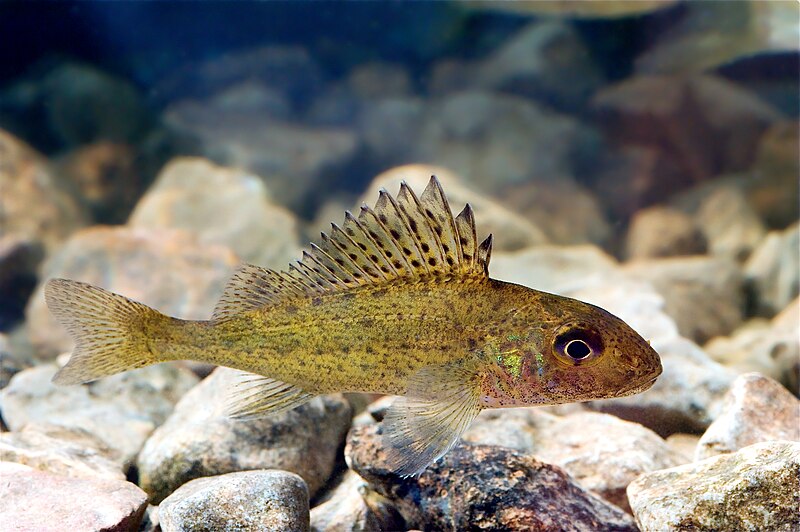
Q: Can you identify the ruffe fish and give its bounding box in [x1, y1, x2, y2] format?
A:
[45, 176, 662, 476]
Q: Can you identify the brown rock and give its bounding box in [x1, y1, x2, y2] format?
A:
[534, 413, 684, 512]
[500, 178, 612, 246]
[0, 423, 125, 480]
[346, 424, 638, 531]
[0, 462, 148, 532]
[695, 184, 767, 261]
[744, 222, 799, 317]
[696, 373, 800, 461]
[589, 145, 687, 218]
[310, 470, 402, 532]
[748, 121, 799, 228]
[0, 129, 88, 252]
[0, 362, 198, 465]
[25, 225, 239, 357]
[55, 142, 143, 224]
[628, 441, 800, 531]
[622, 256, 744, 344]
[466, 409, 684, 512]
[129, 157, 301, 270]
[593, 75, 781, 185]
[159, 470, 310, 532]
[704, 298, 799, 389]
[625, 206, 706, 259]
[163, 100, 358, 211]
[137, 368, 352, 504]
[412, 91, 595, 191]
[665, 433, 701, 463]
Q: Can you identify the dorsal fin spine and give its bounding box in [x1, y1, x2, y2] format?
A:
[319, 231, 367, 286]
[308, 243, 349, 285]
[399, 182, 447, 272]
[213, 177, 489, 319]
[357, 201, 404, 277]
[328, 224, 372, 284]
[355, 206, 404, 278]
[422, 176, 461, 262]
[385, 188, 431, 275]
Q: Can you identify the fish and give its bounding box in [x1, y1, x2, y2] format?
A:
[45, 176, 662, 476]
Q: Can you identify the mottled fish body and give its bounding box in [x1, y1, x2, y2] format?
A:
[46, 177, 662, 475]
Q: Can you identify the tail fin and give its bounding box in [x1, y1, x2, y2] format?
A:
[45, 279, 166, 385]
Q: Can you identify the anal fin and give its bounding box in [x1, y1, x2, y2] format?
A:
[382, 362, 483, 477]
[226, 371, 315, 419]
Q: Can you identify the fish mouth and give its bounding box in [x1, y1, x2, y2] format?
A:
[620, 374, 659, 396]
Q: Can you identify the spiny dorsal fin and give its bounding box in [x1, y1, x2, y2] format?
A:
[213, 176, 491, 319]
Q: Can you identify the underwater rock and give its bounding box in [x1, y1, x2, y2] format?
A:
[158, 470, 310, 532]
[540, 413, 682, 513]
[54, 142, 144, 224]
[747, 121, 800, 228]
[360, 165, 549, 251]
[463, 407, 561, 452]
[493, 244, 621, 296]
[593, 75, 781, 184]
[414, 91, 596, 190]
[163, 98, 359, 212]
[346, 424, 638, 532]
[695, 373, 800, 461]
[466, 409, 683, 512]
[624, 206, 707, 259]
[156, 45, 324, 109]
[0, 129, 88, 253]
[475, 20, 604, 109]
[427, 58, 474, 95]
[695, 184, 767, 261]
[665, 433, 701, 463]
[627, 440, 800, 531]
[0, 235, 43, 330]
[207, 81, 293, 120]
[0, 332, 21, 390]
[137, 367, 352, 504]
[357, 97, 427, 167]
[129, 157, 301, 270]
[591, 336, 736, 436]
[0, 462, 148, 532]
[139, 505, 161, 532]
[622, 256, 744, 344]
[25, 226, 238, 357]
[589, 145, 687, 219]
[498, 178, 612, 246]
[634, 1, 799, 75]
[0, 61, 152, 150]
[310, 470, 402, 532]
[347, 62, 413, 100]
[704, 299, 799, 390]
[0, 423, 125, 481]
[744, 222, 799, 317]
[0, 362, 198, 465]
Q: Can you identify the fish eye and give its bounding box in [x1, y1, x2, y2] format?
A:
[564, 339, 591, 360]
[553, 326, 603, 365]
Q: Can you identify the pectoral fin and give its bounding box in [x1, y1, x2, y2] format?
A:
[382, 363, 483, 477]
[225, 371, 315, 419]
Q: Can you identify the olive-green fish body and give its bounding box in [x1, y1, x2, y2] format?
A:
[46, 176, 662, 476]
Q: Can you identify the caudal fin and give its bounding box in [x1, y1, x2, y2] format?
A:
[45, 279, 165, 385]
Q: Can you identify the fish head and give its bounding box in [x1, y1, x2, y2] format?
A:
[481, 292, 662, 407]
